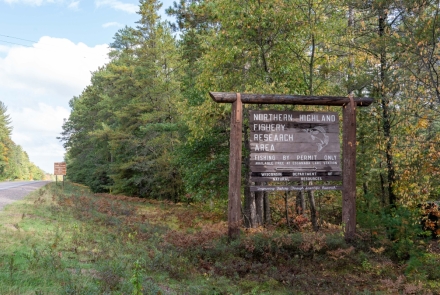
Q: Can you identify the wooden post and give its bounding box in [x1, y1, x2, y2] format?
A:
[342, 96, 357, 242]
[228, 93, 243, 240]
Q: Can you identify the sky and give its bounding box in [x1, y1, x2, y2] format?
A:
[0, 0, 176, 173]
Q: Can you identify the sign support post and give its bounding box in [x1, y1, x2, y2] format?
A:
[342, 96, 357, 241]
[54, 162, 67, 189]
[228, 93, 242, 240]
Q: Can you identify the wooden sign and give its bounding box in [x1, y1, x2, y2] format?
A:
[250, 142, 341, 153]
[210, 91, 374, 241]
[249, 111, 338, 123]
[250, 185, 343, 192]
[250, 123, 339, 133]
[249, 110, 341, 176]
[251, 171, 341, 182]
[54, 162, 66, 175]
[250, 152, 340, 161]
[249, 163, 341, 172]
[251, 176, 342, 182]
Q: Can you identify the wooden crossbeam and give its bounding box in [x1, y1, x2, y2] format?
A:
[210, 92, 374, 106]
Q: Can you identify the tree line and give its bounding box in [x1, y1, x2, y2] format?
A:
[0, 102, 45, 181]
[60, 0, 440, 230]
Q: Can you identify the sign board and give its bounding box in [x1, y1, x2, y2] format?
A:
[54, 162, 66, 176]
[249, 110, 341, 182]
[210, 91, 374, 241]
[250, 185, 343, 192]
[250, 172, 341, 182]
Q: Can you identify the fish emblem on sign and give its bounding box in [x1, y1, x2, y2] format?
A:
[303, 126, 329, 152]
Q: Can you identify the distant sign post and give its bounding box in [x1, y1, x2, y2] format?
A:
[54, 162, 66, 187]
[210, 92, 373, 241]
[54, 162, 66, 175]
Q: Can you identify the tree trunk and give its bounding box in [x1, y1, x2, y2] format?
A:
[307, 184, 319, 231]
[264, 191, 271, 225]
[296, 183, 306, 215]
[380, 172, 386, 206]
[244, 189, 257, 228]
[378, 8, 396, 207]
[255, 190, 264, 226]
[284, 191, 290, 228]
[295, 192, 303, 215]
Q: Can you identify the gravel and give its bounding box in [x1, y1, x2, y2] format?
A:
[0, 181, 51, 211]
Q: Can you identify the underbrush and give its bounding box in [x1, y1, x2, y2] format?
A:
[0, 182, 439, 294]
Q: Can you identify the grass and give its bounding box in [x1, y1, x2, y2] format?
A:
[0, 182, 439, 294]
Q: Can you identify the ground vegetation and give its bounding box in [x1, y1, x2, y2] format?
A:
[1, 183, 439, 294]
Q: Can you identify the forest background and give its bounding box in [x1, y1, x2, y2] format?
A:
[0, 101, 45, 181]
[60, 0, 440, 238]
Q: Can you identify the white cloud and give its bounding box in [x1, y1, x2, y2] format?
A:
[0, 45, 10, 54]
[68, 0, 79, 9]
[102, 21, 123, 28]
[2, 0, 80, 9]
[2, 0, 58, 5]
[0, 37, 110, 173]
[10, 103, 70, 135]
[9, 103, 70, 172]
[95, 0, 137, 14]
[0, 36, 109, 100]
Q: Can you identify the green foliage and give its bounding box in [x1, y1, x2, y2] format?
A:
[130, 260, 145, 295]
[0, 101, 12, 176]
[0, 101, 45, 180]
[357, 192, 383, 238]
[406, 252, 440, 281]
[177, 130, 229, 200]
[61, 0, 184, 199]
[381, 206, 424, 260]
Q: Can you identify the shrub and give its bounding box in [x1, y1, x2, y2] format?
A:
[419, 202, 440, 238]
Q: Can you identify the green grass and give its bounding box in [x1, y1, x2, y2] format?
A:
[0, 182, 439, 294]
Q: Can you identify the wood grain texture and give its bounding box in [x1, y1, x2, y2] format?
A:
[250, 176, 342, 182]
[250, 123, 339, 133]
[251, 171, 342, 176]
[228, 93, 242, 240]
[210, 92, 374, 106]
[250, 166, 341, 173]
[249, 132, 340, 143]
[250, 152, 340, 161]
[250, 142, 341, 153]
[250, 185, 343, 192]
[342, 98, 357, 242]
[249, 110, 339, 123]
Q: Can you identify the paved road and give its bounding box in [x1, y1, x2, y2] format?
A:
[0, 181, 51, 211]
